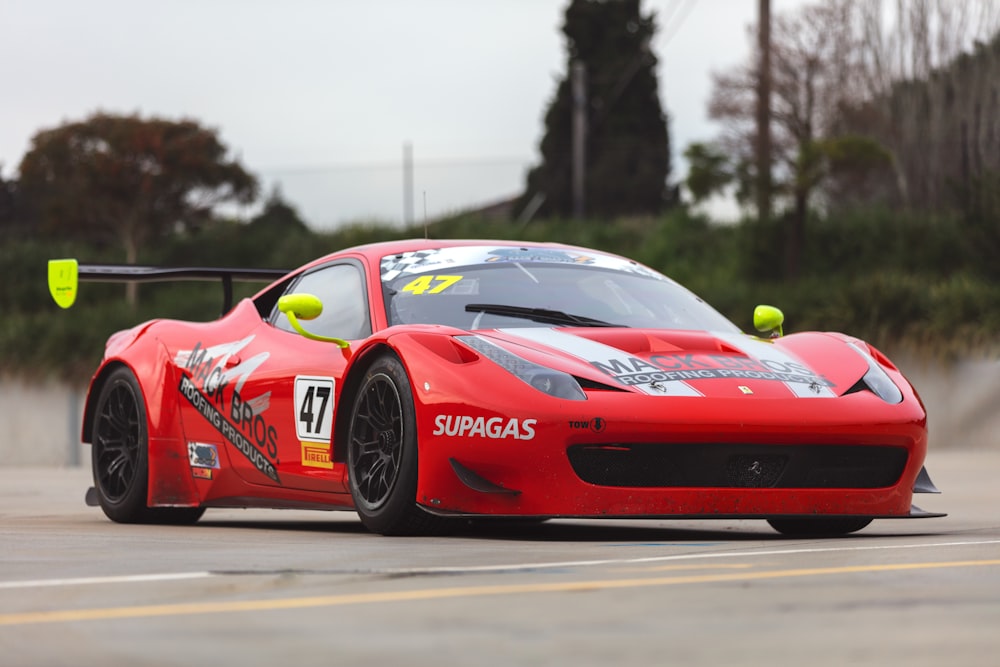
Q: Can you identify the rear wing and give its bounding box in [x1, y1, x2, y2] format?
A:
[48, 259, 289, 314]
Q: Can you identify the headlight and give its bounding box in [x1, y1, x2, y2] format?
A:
[848, 342, 903, 404]
[457, 335, 587, 400]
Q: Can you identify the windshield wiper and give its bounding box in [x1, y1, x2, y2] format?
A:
[464, 303, 621, 327]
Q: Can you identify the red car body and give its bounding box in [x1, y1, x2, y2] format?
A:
[70, 239, 942, 535]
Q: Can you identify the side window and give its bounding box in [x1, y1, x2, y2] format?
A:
[272, 263, 371, 340]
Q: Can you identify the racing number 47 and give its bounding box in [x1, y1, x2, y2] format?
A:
[299, 385, 329, 434]
[294, 376, 335, 442]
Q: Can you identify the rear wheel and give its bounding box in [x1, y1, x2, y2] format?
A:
[91, 367, 203, 525]
[347, 354, 449, 535]
[767, 517, 872, 537]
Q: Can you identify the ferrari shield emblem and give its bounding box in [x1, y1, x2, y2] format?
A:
[738, 385, 754, 395]
[48, 259, 79, 309]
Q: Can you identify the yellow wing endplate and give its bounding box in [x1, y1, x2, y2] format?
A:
[48, 259, 79, 309]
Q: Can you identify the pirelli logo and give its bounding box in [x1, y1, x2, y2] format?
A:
[301, 442, 332, 469]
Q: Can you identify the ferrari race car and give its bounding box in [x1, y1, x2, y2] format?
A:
[48, 239, 942, 536]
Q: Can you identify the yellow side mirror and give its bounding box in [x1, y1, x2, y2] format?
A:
[278, 293, 350, 349]
[278, 293, 323, 320]
[753, 304, 784, 338]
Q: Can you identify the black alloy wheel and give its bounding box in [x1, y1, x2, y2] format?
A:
[92, 367, 203, 525]
[347, 353, 449, 535]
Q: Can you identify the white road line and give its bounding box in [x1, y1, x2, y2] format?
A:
[372, 538, 1000, 575]
[2, 539, 998, 588]
[0, 572, 213, 590]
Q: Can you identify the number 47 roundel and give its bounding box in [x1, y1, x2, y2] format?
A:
[294, 376, 335, 443]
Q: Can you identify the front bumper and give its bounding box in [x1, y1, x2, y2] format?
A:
[413, 392, 930, 519]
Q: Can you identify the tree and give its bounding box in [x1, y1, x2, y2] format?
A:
[709, 1, 861, 279]
[841, 3, 1000, 212]
[705, 0, 1000, 280]
[249, 186, 310, 235]
[18, 112, 257, 303]
[0, 167, 15, 236]
[683, 142, 733, 205]
[516, 0, 674, 220]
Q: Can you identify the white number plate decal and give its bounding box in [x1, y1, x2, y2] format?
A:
[294, 376, 335, 442]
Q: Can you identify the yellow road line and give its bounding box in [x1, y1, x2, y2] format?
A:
[1, 559, 998, 627]
[612, 563, 757, 573]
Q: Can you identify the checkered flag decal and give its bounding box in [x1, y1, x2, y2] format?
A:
[380, 250, 441, 281]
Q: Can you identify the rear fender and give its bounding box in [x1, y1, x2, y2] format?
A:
[83, 335, 200, 507]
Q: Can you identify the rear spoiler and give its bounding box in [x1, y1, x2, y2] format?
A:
[48, 259, 289, 314]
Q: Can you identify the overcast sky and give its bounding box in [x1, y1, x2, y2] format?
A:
[0, 0, 811, 229]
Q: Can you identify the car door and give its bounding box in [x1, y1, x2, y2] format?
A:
[256, 260, 372, 492]
[177, 260, 372, 494]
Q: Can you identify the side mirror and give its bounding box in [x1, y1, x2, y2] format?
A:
[278, 293, 350, 349]
[753, 304, 784, 338]
[278, 293, 323, 320]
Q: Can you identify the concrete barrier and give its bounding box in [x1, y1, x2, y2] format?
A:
[0, 378, 87, 467]
[1, 355, 996, 466]
[895, 355, 1000, 452]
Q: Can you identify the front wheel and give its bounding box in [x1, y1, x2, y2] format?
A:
[91, 367, 204, 525]
[766, 517, 872, 537]
[346, 354, 448, 535]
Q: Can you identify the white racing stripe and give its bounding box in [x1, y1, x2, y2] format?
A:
[715, 333, 837, 398]
[500, 328, 837, 398]
[498, 327, 703, 396]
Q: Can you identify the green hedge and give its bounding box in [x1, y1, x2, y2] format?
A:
[2, 208, 996, 383]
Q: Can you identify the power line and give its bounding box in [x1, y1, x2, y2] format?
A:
[257, 155, 532, 176]
[660, 0, 698, 46]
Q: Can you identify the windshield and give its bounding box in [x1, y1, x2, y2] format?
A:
[380, 245, 739, 333]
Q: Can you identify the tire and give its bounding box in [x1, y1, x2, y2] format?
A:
[346, 354, 448, 535]
[91, 367, 204, 525]
[766, 517, 872, 537]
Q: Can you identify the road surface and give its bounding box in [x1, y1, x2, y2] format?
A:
[1, 448, 997, 666]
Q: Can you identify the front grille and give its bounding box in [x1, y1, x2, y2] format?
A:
[566, 443, 908, 489]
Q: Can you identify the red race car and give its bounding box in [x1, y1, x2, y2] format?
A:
[48, 239, 942, 536]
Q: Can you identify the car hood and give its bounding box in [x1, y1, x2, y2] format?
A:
[478, 327, 872, 399]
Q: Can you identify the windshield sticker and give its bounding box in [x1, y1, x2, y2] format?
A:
[401, 274, 464, 294]
[381, 249, 451, 282]
[380, 246, 664, 283]
[485, 248, 593, 264]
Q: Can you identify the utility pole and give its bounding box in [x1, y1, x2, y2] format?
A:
[571, 61, 587, 220]
[403, 142, 414, 226]
[756, 0, 772, 222]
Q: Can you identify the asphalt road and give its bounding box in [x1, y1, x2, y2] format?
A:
[1, 449, 998, 667]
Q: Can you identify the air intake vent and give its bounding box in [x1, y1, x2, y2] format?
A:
[567, 444, 908, 489]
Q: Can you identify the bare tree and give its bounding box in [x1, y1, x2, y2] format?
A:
[709, 1, 859, 277]
[703, 0, 1000, 278]
[846, 0, 1000, 210]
